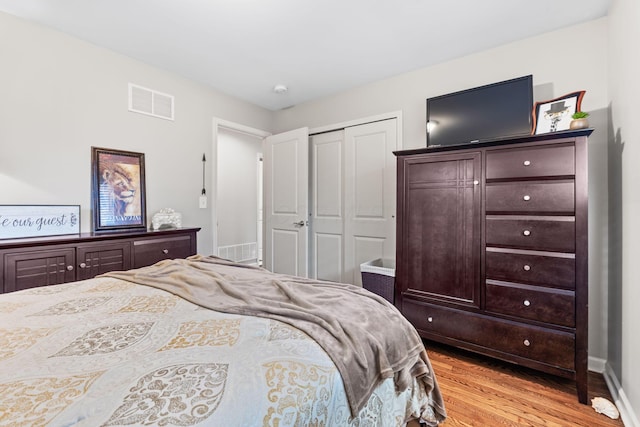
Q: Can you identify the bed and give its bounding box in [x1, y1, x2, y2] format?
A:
[0, 255, 446, 426]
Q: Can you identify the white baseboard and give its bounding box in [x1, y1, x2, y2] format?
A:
[589, 355, 607, 374]
[218, 242, 258, 263]
[603, 363, 639, 427]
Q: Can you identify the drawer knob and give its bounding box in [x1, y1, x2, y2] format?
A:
[162, 249, 169, 254]
[473, 180, 479, 185]
[523, 299, 531, 307]
[79, 262, 87, 269]
[523, 339, 531, 347]
[427, 317, 433, 323]
[523, 265, 531, 271]
[523, 160, 531, 166]
[66, 265, 74, 271]
[523, 230, 531, 236]
[523, 195, 531, 201]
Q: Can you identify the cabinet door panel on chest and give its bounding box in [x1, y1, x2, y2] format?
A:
[401, 152, 481, 307]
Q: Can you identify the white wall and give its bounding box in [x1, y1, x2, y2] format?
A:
[274, 19, 608, 147]
[274, 19, 610, 363]
[0, 11, 274, 256]
[216, 128, 262, 248]
[608, 0, 640, 424]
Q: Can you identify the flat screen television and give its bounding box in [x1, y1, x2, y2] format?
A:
[426, 75, 533, 147]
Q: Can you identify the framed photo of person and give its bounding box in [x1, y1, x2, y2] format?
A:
[91, 147, 147, 232]
[532, 91, 585, 135]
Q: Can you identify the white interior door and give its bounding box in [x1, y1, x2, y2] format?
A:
[344, 119, 397, 286]
[310, 130, 344, 282]
[263, 127, 309, 276]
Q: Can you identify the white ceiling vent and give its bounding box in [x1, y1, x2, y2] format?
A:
[128, 83, 174, 121]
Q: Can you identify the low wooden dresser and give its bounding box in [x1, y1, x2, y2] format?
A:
[0, 227, 200, 293]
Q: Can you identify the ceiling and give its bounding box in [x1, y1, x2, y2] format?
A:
[0, 0, 611, 111]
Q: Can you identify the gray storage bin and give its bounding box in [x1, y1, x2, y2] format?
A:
[360, 258, 395, 304]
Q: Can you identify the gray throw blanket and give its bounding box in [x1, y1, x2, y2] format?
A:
[101, 255, 446, 421]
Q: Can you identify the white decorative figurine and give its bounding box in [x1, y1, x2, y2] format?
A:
[151, 208, 182, 230]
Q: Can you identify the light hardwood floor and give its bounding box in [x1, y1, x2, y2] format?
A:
[414, 341, 624, 427]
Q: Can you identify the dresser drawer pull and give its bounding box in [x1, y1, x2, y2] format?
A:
[427, 317, 433, 323]
[523, 339, 531, 347]
[523, 264, 531, 271]
[473, 180, 479, 185]
[523, 299, 531, 307]
[523, 160, 531, 166]
[523, 195, 531, 201]
[162, 249, 169, 254]
[66, 265, 74, 271]
[79, 262, 87, 269]
[523, 230, 531, 236]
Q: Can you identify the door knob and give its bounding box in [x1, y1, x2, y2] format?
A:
[293, 221, 305, 227]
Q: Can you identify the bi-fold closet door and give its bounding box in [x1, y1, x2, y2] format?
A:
[264, 118, 397, 285]
[310, 119, 397, 286]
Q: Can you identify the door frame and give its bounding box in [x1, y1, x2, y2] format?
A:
[210, 110, 402, 264]
[211, 117, 271, 256]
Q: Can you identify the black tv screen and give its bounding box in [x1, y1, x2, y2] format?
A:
[426, 75, 533, 147]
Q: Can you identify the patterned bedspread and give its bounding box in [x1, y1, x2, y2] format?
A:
[0, 273, 444, 426]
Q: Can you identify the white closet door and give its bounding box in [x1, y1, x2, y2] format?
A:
[263, 127, 309, 276]
[310, 130, 344, 282]
[344, 119, 397, 286]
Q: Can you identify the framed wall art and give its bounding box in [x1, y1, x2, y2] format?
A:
[532, 90, 586, 135]
[91, 147, 147, 232]
[0, 205, 80, 239]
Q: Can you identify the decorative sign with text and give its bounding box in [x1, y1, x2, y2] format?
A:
[0, 205, 80, 239]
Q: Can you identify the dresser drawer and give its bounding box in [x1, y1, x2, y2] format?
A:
[485, 281, 575, 327]
[402, 300, 575, 370]
[486, 144, 575, 180]
[486, 217, 575, 252]
[133, 235, 194, 268]
[485, 249, 575, 289]
[486, 181, 574, 214]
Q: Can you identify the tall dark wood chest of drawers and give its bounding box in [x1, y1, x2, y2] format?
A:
[395, 129, 590, 403]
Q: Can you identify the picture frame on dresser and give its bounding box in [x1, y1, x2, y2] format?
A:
[91, 147, 147, 232]
[532, 90, 585, 135]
